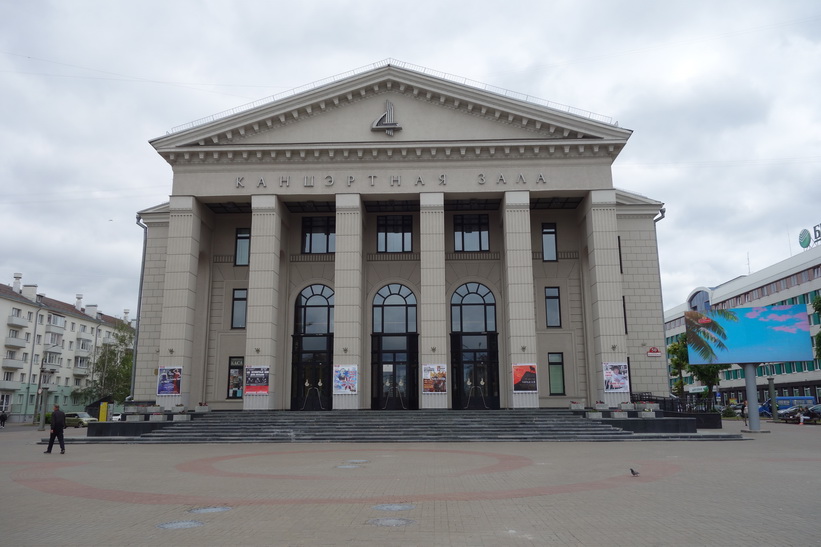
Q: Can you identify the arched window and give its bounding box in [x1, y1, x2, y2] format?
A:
[373, 284, 416, 334]
[295, 284, 334, 335]
[451, 282, 496, 333]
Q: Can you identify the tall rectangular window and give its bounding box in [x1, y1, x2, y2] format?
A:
[545, 287, 561, 327]
[235, 228, 250, 266]
[302, 217, 336, 254]
[454, 214, 489, 252]
[232, 289, 248, 329]
[377, 215, 413, 253]
[548, 353, 565, 395]
[542, 223, 557, 261]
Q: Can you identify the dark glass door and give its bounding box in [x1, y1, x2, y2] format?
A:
[451, 333, 499, 409]
[371, 334, 418, 410]
[291, 337, 332, 411]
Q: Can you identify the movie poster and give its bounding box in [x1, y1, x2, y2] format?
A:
[245, 366, 269, 394]
[422, 364, 447, 393]
[333, 364, 358, 394]
[512, 364, 538, 392]
[157, 366, 182, 395]
[603, 362, 630, 393]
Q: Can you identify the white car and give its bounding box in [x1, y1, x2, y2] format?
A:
[110, 413, 122, 421]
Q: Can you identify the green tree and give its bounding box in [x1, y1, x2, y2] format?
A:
[74, 321, 134, 405]
[813, 296, 821, 360]
[667, 333, 688, 398]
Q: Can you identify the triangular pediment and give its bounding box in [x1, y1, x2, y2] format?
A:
[151, 61, 631, 164]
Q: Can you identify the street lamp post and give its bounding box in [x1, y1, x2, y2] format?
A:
[32, 344, 60, 429]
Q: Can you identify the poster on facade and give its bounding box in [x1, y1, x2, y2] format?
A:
[157, 366, 182, 395]
[684, 305, 813, 365]
[422, 364, 447, 393]
[512, 364, 538, 392]
[333, 364, 358, 394]
[603, 362, 630, 392]
[245, 366, 269, 394]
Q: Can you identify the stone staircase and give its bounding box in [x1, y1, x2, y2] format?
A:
[70, 409, 744, 444]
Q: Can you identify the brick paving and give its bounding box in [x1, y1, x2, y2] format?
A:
[0, 419, 818, 546]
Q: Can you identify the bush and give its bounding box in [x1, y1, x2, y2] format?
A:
[721, 406, 738, 418]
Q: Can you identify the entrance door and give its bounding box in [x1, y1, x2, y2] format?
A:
[450, 283, 500, 410]
[371, 284, 418, 410]
[291, 284, 334, 411]
[371, 334, 418, 410]
[451, 333, 499, 409]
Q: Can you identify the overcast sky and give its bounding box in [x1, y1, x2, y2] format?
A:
[2, 1, 820, 322]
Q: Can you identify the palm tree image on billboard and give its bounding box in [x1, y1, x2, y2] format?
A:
[685, 305, 813, 365]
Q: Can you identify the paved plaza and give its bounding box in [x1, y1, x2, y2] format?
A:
[0, 419, 818, 546]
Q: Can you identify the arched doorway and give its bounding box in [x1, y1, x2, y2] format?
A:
[291, 284, 334, 411]
[371, 284, 418, 410]
[450, 282, 499, 409]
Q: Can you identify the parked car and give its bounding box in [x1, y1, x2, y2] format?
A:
[110, 413, 122, 422]
[65, 412, 98, 428]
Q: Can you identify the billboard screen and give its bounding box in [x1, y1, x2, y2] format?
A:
[685, 305, 813, 365]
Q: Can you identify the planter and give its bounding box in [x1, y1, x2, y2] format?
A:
[585, 411, 603, 419]
[125, 414, 144, 422]
[148, 413, 166, 422]
[594, 404, 609, 411]
[637, 403, 659, 411]
[569, 403, 584, 410]
[146, 405, 162, 413]
[619, 403, 635, 411]
[172, 414, 191, 421]
[611, 411, 628, 419]
[640, 411, 657, 418]
[194, 406, 210, 413]
[172, 406, 186, 413]
[124, 405, 141, 414]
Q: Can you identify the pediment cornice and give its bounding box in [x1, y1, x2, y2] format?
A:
[151, 62, 632, 167]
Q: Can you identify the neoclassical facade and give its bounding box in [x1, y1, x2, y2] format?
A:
[134, 62, 669, 411]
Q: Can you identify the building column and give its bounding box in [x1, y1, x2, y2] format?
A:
[333, 194, 364, 409]
[581, 190, 625, 405]
[157, 196, 205, 409]
[244, 195, 282, 410]
[419, 192, 448, 409]
[502, 191, 539, 408]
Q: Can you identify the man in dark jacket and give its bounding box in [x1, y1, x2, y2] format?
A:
[45, 404, 66, 454]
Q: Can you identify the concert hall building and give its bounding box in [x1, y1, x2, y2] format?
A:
[133, 60, 669, 412]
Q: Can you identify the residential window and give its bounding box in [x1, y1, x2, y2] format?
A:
[454, 214, 489, 252]
[227, 357, 244, 399]
[302, 217, 335, 254]
[231, 289, 248, 329]
[545, 287, 561, 327]
[11, 307, 21, 317]
[548, 353, 565, 395]
[542, 223, 557, 261]
[235, 228, 251, 266]
[377, 215, 413, 253]
[2, 372, 12, 381]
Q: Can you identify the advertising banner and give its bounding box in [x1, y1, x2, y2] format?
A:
[422, 364, 447, 393]
[244, 366, 269, 394]
[603, 362, 630, 392]
[333, 364, 358, 394]
[685, 305, 813, 365]
[157, 366, 182, 395]
[512, 364, 538, 392]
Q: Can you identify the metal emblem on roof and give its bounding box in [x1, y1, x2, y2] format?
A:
[372, 100, 402, 136]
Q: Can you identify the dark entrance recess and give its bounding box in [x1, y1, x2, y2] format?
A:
[371, 284, 419, 410]
[291, 284, 334, 411]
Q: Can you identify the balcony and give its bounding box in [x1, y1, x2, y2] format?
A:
[75, 346, 92, 358]
[2, 358, 26, 369]
[73, 366, 90, 377]
[45, 322, 66, 335]
[0, 379, 20, 391]
[4, 337, 27, 349]
[7, 314, 28, 328]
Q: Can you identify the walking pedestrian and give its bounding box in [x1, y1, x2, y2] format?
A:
[0, 409, 7, 428]
[44, 404, 66, 454]
[741, 401, 747, 427]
